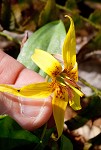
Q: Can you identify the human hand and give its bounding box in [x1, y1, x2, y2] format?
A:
[0, 50, 52, 130]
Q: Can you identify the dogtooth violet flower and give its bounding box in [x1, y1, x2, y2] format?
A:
[0, 16, 83, 140]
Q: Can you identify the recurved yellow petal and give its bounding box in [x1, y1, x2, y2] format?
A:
[62, 15, 76, 68]
[69, 92, 81, 110]
[19, 82, 53, 98]
[70, 62, 78, 81]
[68, 83, 84, 97]
[31, 49, 62, 77]
[0, 84, 20, 96]
[52, 88, 68, 140]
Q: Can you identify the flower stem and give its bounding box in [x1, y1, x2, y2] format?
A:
[79, 77, 101, 96]
[40, 123, 47, 143]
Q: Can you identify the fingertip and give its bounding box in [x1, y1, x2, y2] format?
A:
[31, 97, 52, 130]
[7, 96, 52, 131]
[15, 68, 45, 85]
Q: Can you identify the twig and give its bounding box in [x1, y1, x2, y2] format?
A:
[79, 76, 101, 96]
[0, 31, 21, 44]
[56, 4, 101, 30]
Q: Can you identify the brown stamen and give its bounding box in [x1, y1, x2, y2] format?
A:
[64, 78, 80, 89]
[65, 86, 74, 100]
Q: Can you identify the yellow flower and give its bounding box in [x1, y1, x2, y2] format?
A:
[0, 16, 83, 140]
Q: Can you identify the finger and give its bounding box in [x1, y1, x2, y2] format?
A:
[15, 68, 45, 85]
[0, 49, 24, 84]
[1, 93, 52, 131]
[0, 49, 45, 84]
[0, 50, 52, 130]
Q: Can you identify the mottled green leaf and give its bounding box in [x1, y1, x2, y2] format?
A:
[17, 20, 66, 76]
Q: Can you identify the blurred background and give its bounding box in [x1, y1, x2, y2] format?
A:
[0, 0, 101, 150]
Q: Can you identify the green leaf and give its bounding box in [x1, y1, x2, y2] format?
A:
[51, 140, 58, 150]
[33, 127, 55, 150]
[60, 135, 73, 150]
[89, 10, 101, 28]
[17, 20, 66, 76]
[0, 116, 40, 150]
[65, 95, 101, 130]
[0, 114, 7, 119]
[38, 0, 56, 27]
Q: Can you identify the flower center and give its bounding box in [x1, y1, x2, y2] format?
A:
[62, 68, 77, 81]
[55, 85, 65, 100]
[54, 70, 83, 99]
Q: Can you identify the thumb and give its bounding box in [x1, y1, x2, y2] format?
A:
[0, 92, 52, 130]
[0, 50, 52, 130]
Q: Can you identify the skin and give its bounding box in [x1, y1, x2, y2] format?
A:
[0, 49, 52, 130]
